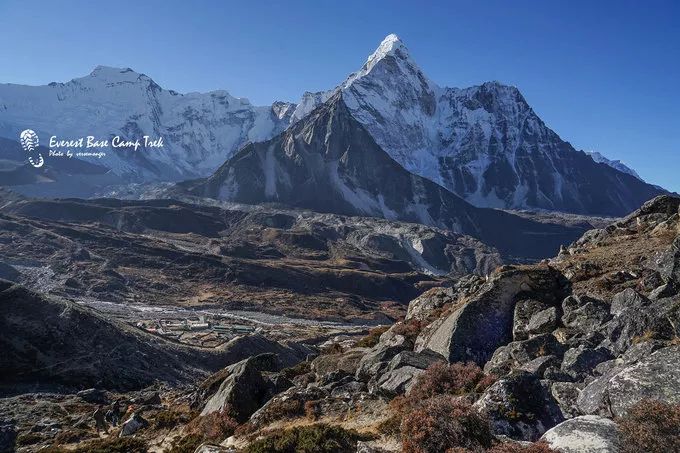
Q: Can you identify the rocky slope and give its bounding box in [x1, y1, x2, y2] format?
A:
[0, 190, 508, 323]
[181, 93, 588, 261]
[294, 34, 666, 216]
[0, 280, 309, 392]
[165, 195, 679, 452]
[0, 66, 294, 180]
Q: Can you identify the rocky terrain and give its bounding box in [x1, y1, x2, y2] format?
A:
[0, 189, 510, 323]
[2, 194, 678, 452]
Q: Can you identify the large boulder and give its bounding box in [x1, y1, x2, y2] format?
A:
[355, 334, 411, 382]
[473, 371, 564, 441]
[513, 299, 552, 341]
[561, 295, 611, 334]
[651, 236, 680, 286]
[201, 353, 288, 422]
[417, 266, 568, 365]
[373, 350, 445, 396]
[119, 412, 148, 437]
[540, 415, 620, 453]
[484, 334, 565, 377]
[561, 346, 613, 380]
[578, 345, 680, 417]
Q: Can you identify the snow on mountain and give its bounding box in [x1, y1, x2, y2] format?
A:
[291, 34, 664, 216]
[586, 151, 641, 180]
[0, 66, 294, 180]
[182, 92, 586, 261]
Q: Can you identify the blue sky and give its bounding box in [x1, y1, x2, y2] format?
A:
[1, 0, 678, 191]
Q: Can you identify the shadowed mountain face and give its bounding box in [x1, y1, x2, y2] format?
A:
[181, 94, 587, 261]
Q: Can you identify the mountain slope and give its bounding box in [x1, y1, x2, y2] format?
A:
[0, 66, 294, 180]
[181, 93, 586, 261]
[292, 34, 665, 216]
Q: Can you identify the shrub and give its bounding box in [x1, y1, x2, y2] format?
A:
[409, 362, 495, 401]
[154, 409, 188, 429]
[53, 429, 92, 445]
[164, 433, 203, 453]
[72, 437, 148, 453]
[244, 424, 370, 453]
[401, 396, 493, 453]
[488, 442, 558, 452]
[256, 397, 305, 424]
[617, 399, 680, 453]
[16, 432, 43, 446]
[304, 400, 321, 420]
[355, 326, 390, 348]
[392, 319, 424, 343]
[185, 410, 238, 442]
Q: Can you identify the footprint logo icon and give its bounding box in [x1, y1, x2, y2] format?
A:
[20, 129, 44, 168]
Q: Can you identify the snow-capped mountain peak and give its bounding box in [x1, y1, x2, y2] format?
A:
[290, 34, 664, 215]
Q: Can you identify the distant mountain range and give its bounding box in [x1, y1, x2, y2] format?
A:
[0, 34, 666, 216]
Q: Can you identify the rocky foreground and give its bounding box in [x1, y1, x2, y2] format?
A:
[2, 196, 680, 453]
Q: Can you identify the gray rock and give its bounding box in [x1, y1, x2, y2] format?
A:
[194, 444, 234, 453]
[201, 353, 286, 422]
[526, 307, 559, 336]
[541, 415, 620, 453]
[76, 388, 109, 404]
[651, 236, 680, 285]
[418, 266, 567, 365]
[484, 334, 565, 376]
[578, 345, 680, 417]
[376, 366, 424, 396]
[473, 371, 564, 441]
[562, 295, 611, 333]
[520, 355, 561, 377]
[610, 289, 647, 316]
[405, 287, 455, 321]
[385, 350, 445, 373]
[550, 382, 581, 418]
[513, 299, 551, 341]
[356, 334, 411, 382]
[561, 346, 613, 380]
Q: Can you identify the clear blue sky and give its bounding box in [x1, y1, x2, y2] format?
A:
[1, 0, 678, 191]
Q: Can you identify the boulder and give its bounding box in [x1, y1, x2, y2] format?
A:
[194, 444, 233, 453]
[651, 236, 680, 285]
[609, 289, 647, 316]
[473, 371, 564, 441]
[550, 382, 581, 419]
[376, 366, 424, 396]
[119, 412, 148, 437]
[562, 295, 611, 333]
[561, 346, 613, 380]
[418, 266, 567, 365]
[76, 388, 109, 404]
[405, 287, 455, 321]
[201, 353, 287, 422]
[519, 355, 561, 377]
[578, 346, 680, 417]
[355, 334, 411, 382]
[484, 334, 565, 376]
[526, 307, 559, 336]
[540, 415, 620, 453]
[513, 299, 551, 341]
[599, 296, 677, 355]
[384, 350, 445, 373]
